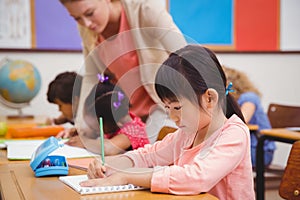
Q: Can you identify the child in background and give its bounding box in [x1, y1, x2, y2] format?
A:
[81, 45, 255, 200]
[46, 71, 82, 140]
[222, 65, 276, 167]
[75, 76, 150, 155]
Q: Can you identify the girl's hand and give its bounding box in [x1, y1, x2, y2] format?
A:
[65, 135, 85, 148]
[80, 172, 127, 187]
[56, 127, 77, 139]
[87, 158, 107, 179]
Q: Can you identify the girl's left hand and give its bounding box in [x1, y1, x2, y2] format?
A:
[80, 172, 127, 187]
[56, 127, 77, 139]
[65, 135, 85, 148]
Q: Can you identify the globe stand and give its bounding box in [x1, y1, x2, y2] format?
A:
[7, 108, 34, 119]
[0, 95, 34, 119]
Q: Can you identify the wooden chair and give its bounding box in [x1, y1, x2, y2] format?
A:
[156, 126, 177, 141]
[267, 103, 300, 128]
[263, 103, 300, 185]
[279, 140, 300, 199]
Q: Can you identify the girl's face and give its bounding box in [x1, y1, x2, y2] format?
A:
[64, 0, 110, 34]
[54, 99, 73, 121]
[164, 97, 211, 135]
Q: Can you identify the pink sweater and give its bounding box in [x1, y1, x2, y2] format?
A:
[125, 115, 255, 199]
[105, 113, 149, 149]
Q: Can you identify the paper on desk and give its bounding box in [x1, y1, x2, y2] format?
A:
[67, 157, 95, 170]
[6, 140, 98, 160]
[286, 127, 300, 132]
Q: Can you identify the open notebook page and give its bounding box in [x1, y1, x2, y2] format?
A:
[59, 175, 145, 195]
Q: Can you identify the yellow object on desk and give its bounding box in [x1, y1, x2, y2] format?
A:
[0, 122, 8, 136]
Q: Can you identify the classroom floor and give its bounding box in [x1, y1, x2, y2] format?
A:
[266, 189, 283, 200]
[253, 170, 285, 200]
[256, 174, 284, 200]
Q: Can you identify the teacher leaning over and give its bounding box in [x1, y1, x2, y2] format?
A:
[59, 0, 187, 151]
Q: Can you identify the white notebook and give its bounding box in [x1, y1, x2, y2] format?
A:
[6, 140, 98, 160]
[59, 175, 145, 195]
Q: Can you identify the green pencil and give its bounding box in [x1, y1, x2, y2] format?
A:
[99, 117, 105, 165]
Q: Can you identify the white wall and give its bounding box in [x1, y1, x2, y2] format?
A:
[217, 52, 300, 166]
[218, 53, 300, 108]
[0, 51, 299, 165]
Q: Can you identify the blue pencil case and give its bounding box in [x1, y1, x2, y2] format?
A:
[30, 136, 69, 177]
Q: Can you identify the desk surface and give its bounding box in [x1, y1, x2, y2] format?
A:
[0, 163, 218, 200]
[260, 128, 300, 141]
[248, 124, 259, 131]
[0, 115, 47, 124]
[0, 149, 30, 165]
[255, 128, 300, 200]
[0, 116, 221, 200]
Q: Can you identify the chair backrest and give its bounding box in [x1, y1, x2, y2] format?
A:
[156, 126, 177, 141]
[267, 103, 300, 128]
[279, 140, 300, 199]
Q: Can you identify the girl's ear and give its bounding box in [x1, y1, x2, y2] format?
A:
[202, 88, 218, 109]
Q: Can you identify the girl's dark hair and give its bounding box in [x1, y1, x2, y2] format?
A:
[84, 80, 130, 133]
[47, 71, 82, 103]
[155, 44, 245, 122]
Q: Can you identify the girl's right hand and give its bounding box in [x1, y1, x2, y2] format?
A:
[87, 158, 107, 179]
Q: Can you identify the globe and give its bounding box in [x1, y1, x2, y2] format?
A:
[0, 58, 41, 117]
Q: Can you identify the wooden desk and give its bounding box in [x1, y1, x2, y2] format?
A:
[0, 149, 7, 164]
[0, 115, 47, 125]
[248, 124, 259, 131]
[248, 124, 259, 139]
[0, 163, 218, 200]
[255, 128, 300, 200]
[0, 149, 31, 165]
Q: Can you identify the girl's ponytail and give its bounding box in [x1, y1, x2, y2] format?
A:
[226, 93, 245, 123]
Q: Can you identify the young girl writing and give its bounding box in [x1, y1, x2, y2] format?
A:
[72, 76, 150, 155]
[80, 45, 255, 199]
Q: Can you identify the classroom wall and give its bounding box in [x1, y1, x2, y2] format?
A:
[0, 51, 299, 166]
[220, 52, 300, 166]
